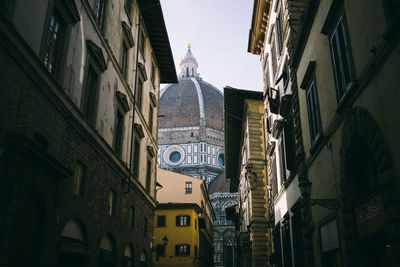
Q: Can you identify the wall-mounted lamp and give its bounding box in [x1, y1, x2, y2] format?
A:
[299, 179, 339, 210]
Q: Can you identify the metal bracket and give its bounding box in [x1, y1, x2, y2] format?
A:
[309, 199, 340, 210]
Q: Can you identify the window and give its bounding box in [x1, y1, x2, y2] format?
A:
[121, 42, 128, 79]
[175, 244, 190, 256]
[170, 151, 181, 163]
[81, 65, 99, 127]
[148, 104, 154, 134]
[121, 22, 133, 80]
[282, 214, 293, 267]
[93, 0, 107, 30]
[139, 30, 146, 56]
[271, 156, 278, 197]
[43, 8, 66, 77]
[279, 137, 287, 184]
[176, 215, 190, 227]
[114, 109, 124, 157]
[195, 219, 197, 230]
[144, 218, 147, 237]
[276, 2, 284, 55]
[125, 0, 133, 18]
[271, 31, 277, 75]
[130, 206, 135, 228]
[108, 189, 116, 216]
[157, 215, 166, 227]
[81, 41, 106, 127]
[194, 246, 198, 258]
[146, 158, 152, 192]
[306, 77, 322, 144]
[74, 161, 87, 197]
[135, 77, 143, 110]
[185, 182, 192, 194]
[156, 245, 165, 258]
[151, 62, 156, 85]
[132, 138, 140, 178]
[329, 13, 354, 102]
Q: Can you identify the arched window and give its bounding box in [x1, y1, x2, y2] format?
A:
[59, 218, 88, 267]
[186, 67, 189, 77]
[98, 233, 117, 267]
[123, 244, 135, 267]
[140, 251, 147, 267]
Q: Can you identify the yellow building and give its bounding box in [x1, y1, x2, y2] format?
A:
[154, 203, 201, 266]
[224, 87, 273, 267]
[154, 168, 215, 267]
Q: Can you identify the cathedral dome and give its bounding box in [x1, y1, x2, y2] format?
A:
[157, 45, 225, 185]
[159, 46, 224, 131]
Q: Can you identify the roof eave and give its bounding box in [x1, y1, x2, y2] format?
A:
[138, 0, 178, 83]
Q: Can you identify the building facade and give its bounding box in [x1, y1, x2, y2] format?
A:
[224, 88, 272, 267]
[249, 0, 400, 266]
[208, 173, 238, 267]
[248, 0, 304, 266]
[155, 168, 215, 267]
[0, 0, 176, 266]
[157, 47, 225, 185]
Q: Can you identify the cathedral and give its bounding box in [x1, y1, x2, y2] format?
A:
[157, 46, 238, 267]
[157, 45, 225, 185]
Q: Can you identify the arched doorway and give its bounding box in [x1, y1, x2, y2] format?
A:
[139, 251, 147, 267]
[340, 107, 400, 267]
[123, 244, 135, 267]
[59, 218, 88, 267]
[98, 233, 117, 267]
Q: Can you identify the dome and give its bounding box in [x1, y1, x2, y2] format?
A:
[159, 79, 224, 130]
[157, 46, 225, 185]
[159, 46, 224, 131]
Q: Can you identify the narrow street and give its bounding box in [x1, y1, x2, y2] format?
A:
[0, 0, 399, 267]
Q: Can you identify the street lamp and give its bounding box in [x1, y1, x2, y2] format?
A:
[298, 178, 339, 210]
[162, 235, 168, 246]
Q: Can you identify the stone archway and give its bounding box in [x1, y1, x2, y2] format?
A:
[340, 107, 400, 266]
[59, 218, 88, 267]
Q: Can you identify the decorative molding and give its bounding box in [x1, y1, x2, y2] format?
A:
[116, 91, 130, 112]
[321, 0, 344, 35]
[300, 61, 316, 89]
[134, 123, 145, 138]
[122, 21, 134, 47]
[86, 40, 107, 72]
[138, 62, 147, 81]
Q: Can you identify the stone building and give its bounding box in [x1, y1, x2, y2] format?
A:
[249, 0, 400, 266]
[208, 173, 238, 267]
[0, 0, 176, 266]
[157, 46, 225, 185]
[224, 87, 272, 267]
[248, 0, 304, 266]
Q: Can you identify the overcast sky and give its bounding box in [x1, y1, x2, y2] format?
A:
[159, 0, 263, 92]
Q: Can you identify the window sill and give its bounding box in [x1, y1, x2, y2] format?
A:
[336, 80, 357, 114]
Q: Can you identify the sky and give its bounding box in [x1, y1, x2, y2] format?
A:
[159, 0, 263, 92]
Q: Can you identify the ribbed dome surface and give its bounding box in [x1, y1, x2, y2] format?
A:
[159, 78, 224, 130]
